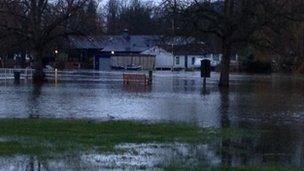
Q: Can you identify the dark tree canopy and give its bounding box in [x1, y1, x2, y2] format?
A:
[0, 0, 102, 83]
[104, 0, 171, 35]
[166, 0, 304, 86]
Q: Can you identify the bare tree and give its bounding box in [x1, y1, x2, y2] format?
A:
[104, 0, 167, 35]
[0, 0, 90, 84]
[177, 0, 304, 87]
[105, 0, 121, 34]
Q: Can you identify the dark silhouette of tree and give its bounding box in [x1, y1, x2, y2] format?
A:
[105, 0, 121, 34]
[105, 0, 166, 35]
[118, 0, 154, 35]
[69, 0, 104, 35]
[174, 0, 304, 87]
[0, 0, 93, 84]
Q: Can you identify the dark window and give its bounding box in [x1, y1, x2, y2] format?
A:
[213, 55, 220, 61]
[192, 57, 195, 65]
[176, 56, 180, 65]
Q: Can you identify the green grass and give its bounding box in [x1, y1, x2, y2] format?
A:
[0, 119, 299, 170]
[0, 119, 226, 156]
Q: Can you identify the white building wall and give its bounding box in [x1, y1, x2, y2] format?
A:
[173, 55, 185, 69]
[142, 46, 239, 70]
[141, 47, 174, 69]
[173, 55, 205, 69]
[157, 51, 174, 68]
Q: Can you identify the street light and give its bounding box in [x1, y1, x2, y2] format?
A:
[54, 50, 59, 54]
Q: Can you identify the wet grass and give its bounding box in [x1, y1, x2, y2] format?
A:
[0, 119, 299, 170]
[0, 119, 255, 156]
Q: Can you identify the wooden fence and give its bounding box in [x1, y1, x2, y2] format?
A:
[0, 68, 152, 84]
[123, 73, 149, 85]
[111, 55, 155, 70]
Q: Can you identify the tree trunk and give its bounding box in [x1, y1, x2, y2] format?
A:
[219, 43, 231, 88]
[219, 0, 234, 88]
[32, 50, 46, 84]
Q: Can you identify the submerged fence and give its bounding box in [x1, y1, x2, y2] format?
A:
[0, 68, 33, 81]
[0, 68, 151, 83]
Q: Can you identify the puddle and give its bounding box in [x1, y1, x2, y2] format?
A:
[82, 143, 220, 169]
[0, 143, 220, 170]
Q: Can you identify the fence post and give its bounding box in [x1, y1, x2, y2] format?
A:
[4, 68, 6, 82]
[148, 70, 153, 85]
[54, 68, 58, 84]
[25, 68, 28, 81]
[14, 70, 21, 84]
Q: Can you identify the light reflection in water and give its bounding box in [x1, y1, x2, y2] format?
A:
[0, 143, 221, 170]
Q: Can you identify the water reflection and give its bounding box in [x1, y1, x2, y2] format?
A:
[28, 85, 42, 119]
[123, 84, 151, 93]
[219, 88, 230, 128]
[218, 88, 232, 166]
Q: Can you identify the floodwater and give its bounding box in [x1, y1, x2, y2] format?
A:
[0, 71, 304, 170]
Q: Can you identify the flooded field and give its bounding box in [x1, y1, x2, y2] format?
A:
[0, 143, 220, 170]
[0, 71, 304, 170]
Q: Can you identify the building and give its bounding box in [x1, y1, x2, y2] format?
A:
[96, 31, 159, 70]
[67, 34, 158, 70]
[141, 42, 240, 71]
[111, 54, 155, 70]
[67, 36, 104, 69]
[141, 46, 174, 70]
[66, 31, 239, 71]
[141, 44, 237, 70]
[141, 45, 204, 70]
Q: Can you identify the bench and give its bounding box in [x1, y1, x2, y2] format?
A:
[123, 73, 149, 85]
